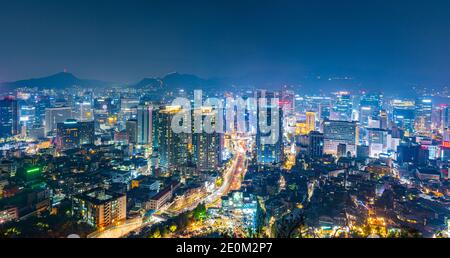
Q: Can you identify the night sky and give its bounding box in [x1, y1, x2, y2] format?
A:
[1, 0, 450, 89]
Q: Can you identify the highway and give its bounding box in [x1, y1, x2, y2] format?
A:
[88, 135, 250, 238]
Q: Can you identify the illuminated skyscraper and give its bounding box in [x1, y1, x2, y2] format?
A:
[280, 89, 295, 115]
[0, 97, 19, 139]
[392, 99, 415, 134]
[34, 95, 51, 125]
[359, 92, 382, 126]
[308, 131, 324, 158]
[305, 111, 316, 133]
[78, 102, 94, 122]
[126, 119, 138, 144]
[44, 106, 73, 135]
[137, 104, 153, 145]
[367, 128, 389, 158]
[415, 97, 432, 134]
[332, 92, 353, 121]
[154, 106, 190, 169]
[192, 107, 223, 172]
[119, 98, 139, 122]
[323, 120, 357, 157]
[79, 120, 95, 145]
[255, 91, 283, 166]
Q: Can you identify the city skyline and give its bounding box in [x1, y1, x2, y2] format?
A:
[0, 0, 449, 243]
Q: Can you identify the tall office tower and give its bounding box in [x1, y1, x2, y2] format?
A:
[137, 104, 153, 145]
[323, 120, 357, 157]
[120, 98, 139, 122]
[126, 119, 138, 144]
[34, 95, 51, 125]
[367, 128, 389, 158]
[415, 97, 432, 134]
[359, 92, 382, 126]
[0, 97, 19, 139]
[308, 131, 324, 158]
[441, 105, 450, 131]
[72, 188, 126, 230]
[78, 102, 94, 122]
[56, 119, 95, 150]
[392, 99, 415, 134]
[79, 120, 95, 145]
[19, 105, 36, 135]
[319, 102, 332, 121]
[192, 107, 223, 172]
[432, 104, 447, 131]
[379, 110, 388, 130]
[93, 97, 112, 128]
[280, 89, 295, 116]
[44, 106, 73, 135]
[56, 119, 80, 150]
[155, 106, 190, 170]
[305, 111, 316, 133]
[255, 90, 283, 167]
[332, 91, 353, 121]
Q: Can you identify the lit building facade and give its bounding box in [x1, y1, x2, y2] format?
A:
[56, 119, 95, 150]
[308, 131, 324, 158]
[323, 120, 357, 157]
[221, 191, 259, 235]
[72, 188, 126, 229]
[154, 106, 190, 170]
[192, 108, 223, 172]
[255, 91, 283, 167]
[137, 104, 153, 145]
[44, 106, 73, 135]
[0, 97, 19, 139]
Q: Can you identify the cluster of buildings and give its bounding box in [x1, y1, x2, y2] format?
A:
[0, 85, 449, 238]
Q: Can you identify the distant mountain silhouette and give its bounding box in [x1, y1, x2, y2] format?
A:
[0, 71, 415, 96]
[132, 72, 228, 92]
[2, 72, 113, 89]
[133, 77, 162, 89]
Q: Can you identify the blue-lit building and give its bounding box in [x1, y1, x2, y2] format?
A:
[359, 92, 382, 127]
[392, 100, 415, 134]
[34, 95, 51, 126]
[255, 90, 283, 167]
[137, 104, 153, 145]
[0, 97, 19, 139]
[221, 191, 259, 235]
[308, 131, 324, 158]
[323, 120, 357, 157]
[415, 97, 432, 134]
[332, 92, 353, 121]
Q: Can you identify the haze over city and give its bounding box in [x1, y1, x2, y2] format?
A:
[1, 0, 450, 92]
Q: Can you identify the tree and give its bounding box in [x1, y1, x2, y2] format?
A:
[150, 227, 161, 238]
[193, 203, 207, 222]
[161, 226, 169, 238]
[170, 224, 177, 233]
